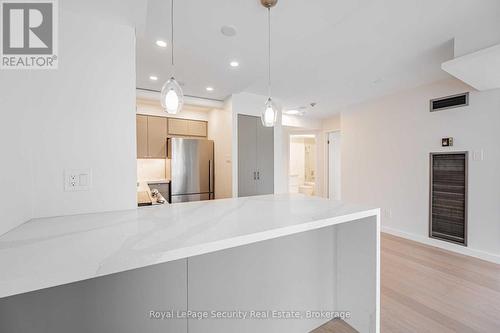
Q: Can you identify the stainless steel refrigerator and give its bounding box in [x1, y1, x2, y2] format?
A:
[167, 138, 214, 203]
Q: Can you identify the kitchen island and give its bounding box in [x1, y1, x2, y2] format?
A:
[0, 194, 380, 333]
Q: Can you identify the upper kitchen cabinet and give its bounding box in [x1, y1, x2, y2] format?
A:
[147, 116, 168, 158]
[168, 118, 207, 137]
[187, 120, 208, 137]
[136, 115, 149, 158]
[137, 115, 208, 159]
[136, 115, 167, 158]
[167, 118, 189, 136]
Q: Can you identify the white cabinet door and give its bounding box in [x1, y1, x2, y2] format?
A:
[237, 115, 274, 197]
[237, 115, 258, 197]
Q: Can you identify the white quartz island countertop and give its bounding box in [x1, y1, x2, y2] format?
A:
[0, 194, 379, 298]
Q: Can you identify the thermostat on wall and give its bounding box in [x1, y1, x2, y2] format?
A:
[441, 137, 453, 147]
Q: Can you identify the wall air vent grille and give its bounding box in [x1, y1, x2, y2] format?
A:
[430, 93, 469, 112]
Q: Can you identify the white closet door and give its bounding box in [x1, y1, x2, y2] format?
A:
[237, 114, 258, 197]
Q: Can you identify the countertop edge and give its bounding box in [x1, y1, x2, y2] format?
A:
[0, 208, 380, 299]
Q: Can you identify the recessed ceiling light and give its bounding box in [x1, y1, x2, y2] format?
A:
[221, 25, 237, 37]
[230, 61, 239, 68]
[206, 87, 214, 92]
[284, 107, 307, 116]
[155, 40, 167, 48]
[149, 75, 158, 81]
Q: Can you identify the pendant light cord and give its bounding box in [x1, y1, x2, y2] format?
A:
[267, 7, 271, 98]
[171, 0, 175, 69]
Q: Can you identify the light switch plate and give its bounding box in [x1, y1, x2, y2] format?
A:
[65, 169, 92, 191]
[473, 149, 484, 161]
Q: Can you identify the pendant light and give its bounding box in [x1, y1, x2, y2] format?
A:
[260, 0, 279, 127]
[161, 0, 184, 114]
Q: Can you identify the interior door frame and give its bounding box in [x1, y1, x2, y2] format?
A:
[326, 131, 341, 200]
[288, 132, 319, 196]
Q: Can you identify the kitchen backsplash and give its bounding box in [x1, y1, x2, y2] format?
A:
[137, 159, 170, 181]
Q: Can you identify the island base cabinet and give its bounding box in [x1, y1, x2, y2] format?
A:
[0, 217, 379, 333]
[335, 216, 380, 333]
[0, 260, 188, 333]
[187, 216, 379, 333]
[188, 227, 336, 333]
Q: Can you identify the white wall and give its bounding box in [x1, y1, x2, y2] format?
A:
[0, 71, 34, 236]
[31, 12, 136, 218]
[137, 98, 210, 121]
[340, 79, 500, 263]
[289, 137, 306, 187]
[318, 115, 341, 198]
[137, 159, 167, 182]
[207, 108, 233, 199]
[0, 10, 137, 231]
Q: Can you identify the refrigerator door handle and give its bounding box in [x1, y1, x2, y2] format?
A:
[209, 159, 213, 199]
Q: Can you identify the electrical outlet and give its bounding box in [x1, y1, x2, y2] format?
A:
[69, 175, 77, 187]
[65, 169, 92, 191]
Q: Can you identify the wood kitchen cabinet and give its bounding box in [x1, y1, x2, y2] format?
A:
[136, 115, 168, 158]
[147, 116, 168, 158]
[136, 115, 149, 158]
[168, 118, 207, 137]
[167, 118, 189, 135]
[137, 115, 208, 158]
[187, 120, 207, 137]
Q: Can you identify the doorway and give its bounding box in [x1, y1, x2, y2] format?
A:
[327, 131, 341, 200]
[289, 134, 316, 196]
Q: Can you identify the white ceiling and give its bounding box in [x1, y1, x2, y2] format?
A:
[66, 0, 500, 119]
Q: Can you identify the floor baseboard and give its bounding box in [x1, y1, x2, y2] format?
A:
[381, 226, 500, 264]
[310, 319, 358, 333]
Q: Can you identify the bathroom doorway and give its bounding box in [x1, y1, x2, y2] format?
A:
[289, 134, 316, 196]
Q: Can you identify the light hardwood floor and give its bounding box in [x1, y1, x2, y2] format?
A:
[313, 233, 500, 333]
[312, 319, 357, 333]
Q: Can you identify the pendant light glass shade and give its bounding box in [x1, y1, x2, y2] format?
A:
[161, 0, 183, 115]
[261, 97, 278, 127]
[161, 77, 184, 114]
[259, 5, 279, 127]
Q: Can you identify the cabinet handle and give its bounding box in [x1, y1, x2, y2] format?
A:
[257, 171, 260, 180]
[253, 171, 257, 180]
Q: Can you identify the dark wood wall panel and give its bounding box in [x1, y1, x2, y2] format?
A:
[429, 153, 468, 245]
